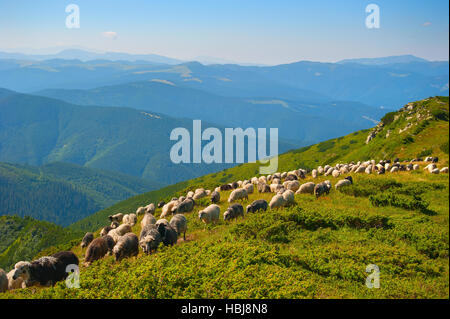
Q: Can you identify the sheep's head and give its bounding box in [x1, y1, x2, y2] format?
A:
[245, 205, 251, 215]
[12, 261, 31, 281]
[112, 244, 124, 261]
[110, 221, 119, 229]
[223, 210, 232, 221]
[198, 211, 206, 221]
[140, 235, 159, 254]
[157, 223, 167, 237]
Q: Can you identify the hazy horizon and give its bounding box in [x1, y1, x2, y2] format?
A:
[0, 0, 448, 65]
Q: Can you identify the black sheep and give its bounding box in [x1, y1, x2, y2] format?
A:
[210, 191, 220, 203]
[344, 176, 353, 184]
[80, 232, 94, 248]
[13, 251, 79, 287]
[285, 174, 298, 181]
[220, 184, 233, 191]
[174, 198, 195, 214]
[158, 201, 166, 208]
[157, 222, 178, 246]
[245, 200, 268, 214]
[224, 204, 244, 221]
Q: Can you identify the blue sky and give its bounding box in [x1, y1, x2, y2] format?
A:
[0, 0, 448, 64]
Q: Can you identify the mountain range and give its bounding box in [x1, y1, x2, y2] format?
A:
[0, 53, 447, 108]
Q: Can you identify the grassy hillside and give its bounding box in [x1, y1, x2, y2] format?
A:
[0, 161, 160, 226]
[2, 96, 448, 299]
[69, 96, 449, 233]
[0, 215, 83, 270]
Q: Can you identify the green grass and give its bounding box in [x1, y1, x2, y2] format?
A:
[1, 96, 448, 299]
[2, 170, 448, 299]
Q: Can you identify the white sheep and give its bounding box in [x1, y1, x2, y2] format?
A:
[228, 188, 248, 203]
[355, 166, 366, 173]
[390, 166, 399, 173]
[335, 179, 352, 189]
[161, 200, 178, 218]
[270, 183, 284, 193]
[141, 213, 156, 229]
[332, 169, 340, 178]
[282, 190, 295, 205]
[283, 180, 300, 192]
[108, 224, 133, 243]
[123, 213, 137, 226]
[193, 189, 207, 200]
[296, 182, 315, 194]
[136, 206, 146, 215]
[198, 204, 220, 224]
[145, 203, 155, 215]
[243, 183, 254, 194]
[440, 167, 449, 173]
[170, 214, 188, 240]
[272, 178, 281, 185]
[269, 194, 287, 209]
[7, 268, 26, 290]
[311, 169, 318, 178]
[340, 166, 349, 174]
[324, 167, 334, 176]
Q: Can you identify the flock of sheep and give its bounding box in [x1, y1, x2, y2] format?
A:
[1, 156, 448, 293]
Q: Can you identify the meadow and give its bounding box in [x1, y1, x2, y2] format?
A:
[1, 96, 448, 299]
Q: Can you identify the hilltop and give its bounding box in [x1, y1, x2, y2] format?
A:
[1, 96, 448, 299]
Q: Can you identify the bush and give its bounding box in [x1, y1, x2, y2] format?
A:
[337, 179, 402, 197]
[381, 111, 397, 126]
[369, 193, 429, 212]
[417, 149, 433, 158]
[316, 140, 335, 152]
[440, 140, 449, 155]
[402, 136, 414, 144]
[413, 120, 429, 135]
[432, 109, 449, 121]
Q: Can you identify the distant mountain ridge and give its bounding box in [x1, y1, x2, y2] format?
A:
[338, 54, 431, 65]
[0, 56, 446, 108]
[0, 49, 184, 65]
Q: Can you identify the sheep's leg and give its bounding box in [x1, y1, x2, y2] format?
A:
[183, 232, 186, 241]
